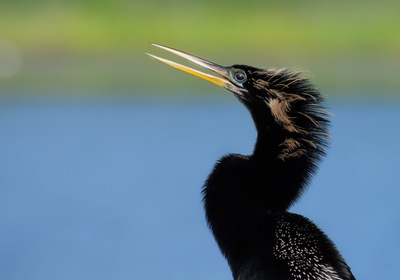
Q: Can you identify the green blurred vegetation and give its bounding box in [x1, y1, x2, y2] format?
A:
[0, 0, 399, 97]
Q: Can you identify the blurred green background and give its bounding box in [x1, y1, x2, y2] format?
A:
[0, 0, 399, 98]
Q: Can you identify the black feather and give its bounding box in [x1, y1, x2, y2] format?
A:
[202, 67, 355, 279]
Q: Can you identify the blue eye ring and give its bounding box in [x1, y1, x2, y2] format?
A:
[233, 70, 247, 84]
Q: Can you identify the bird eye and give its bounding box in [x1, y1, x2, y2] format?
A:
[233, 70, 247, 84]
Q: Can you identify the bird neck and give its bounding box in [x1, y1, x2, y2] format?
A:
[248, 102, 282, 159]
[203, 154, 297, 278]
[252, 127, 276, 160]
[246, 106, 312, 210]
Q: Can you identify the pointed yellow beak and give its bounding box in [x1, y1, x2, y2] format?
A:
[147, 43, 234, 90]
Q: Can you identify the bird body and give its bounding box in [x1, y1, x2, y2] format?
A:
[148, 44, 355, 280]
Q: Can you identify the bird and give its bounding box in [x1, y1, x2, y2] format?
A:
[147, 43, 356, 280]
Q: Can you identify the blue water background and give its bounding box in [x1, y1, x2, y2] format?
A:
[0, 97, 399, 279]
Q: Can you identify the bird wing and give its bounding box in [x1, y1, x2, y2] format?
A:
[273, 212, 356, 280]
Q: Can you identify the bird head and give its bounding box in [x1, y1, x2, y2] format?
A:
[147, 44, 256, 101]
[147, 43, 329, 164]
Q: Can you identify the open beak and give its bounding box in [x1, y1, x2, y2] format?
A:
[147, 43, 237, 91]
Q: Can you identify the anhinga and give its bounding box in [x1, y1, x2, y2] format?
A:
[147, 43, 356, 280]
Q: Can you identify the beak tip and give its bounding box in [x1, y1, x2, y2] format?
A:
[149, 42, 162, 49]
[146, 53, 159, 59]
